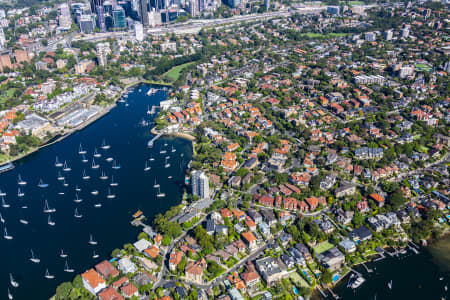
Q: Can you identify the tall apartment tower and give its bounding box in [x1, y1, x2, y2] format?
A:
[139, 0, 149, 26]
[191, 170, 210, 199]
[96, 43, 111, 67]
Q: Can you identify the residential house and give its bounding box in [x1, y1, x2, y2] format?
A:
[255, 257, 288, 286]
[82, 269, 106, 295]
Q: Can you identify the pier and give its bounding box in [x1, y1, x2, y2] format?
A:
[147, 132, 163, 148]
[361, 262, 373, 273]
[150, 105, 159, 115]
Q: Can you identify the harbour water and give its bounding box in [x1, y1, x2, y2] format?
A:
[0, 85, 192, 299]
[328, 237, 450, 300]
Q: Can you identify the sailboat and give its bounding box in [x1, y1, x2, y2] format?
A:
[73, 193, 82, 203]
[164, 143, 168, 147]
[144, 161, 150, 171]
[180, 153, 184, 157]
[75, 185, 81, 192]
[78, 143, 87, 155]
[8, 288, 13, 299]
[112, 160, 121, 170]
[387, 280, 392, 290]
[17, 174, 27, 185]
[19, 211, 28, 225]
[64, 261, 74, 273]
[48, 215, 55, 226]
[0, 188, 6, 196]
[82, 170, 90, 180]
[81, 154, 88, 163]
[57, 171, 64, 181]
[17, 188, 24, 197]
[37, 179, 48, 188]
[88, 234, 97, 245]
[43, 200, 56, 213]
[147, 105, 151, 115]
[63, 161, 71, 172]
[101, 139, 110, 150]
[45, 269, 55, 279]
[94, 199, 102, 208]
[30, 249, 40, 263]
[0, 212, 4, 223]
[91, 190, 99, 195]
[105, 157, 113, 162]
[153, 179, 160, 188]
[99, 171, 108, 180]
[10, 273, 18, 287]
[110, 176, 118, 187]
[160, 146, 167, 154]
[4, 227, 13, 240]
[93, 148, 101, 158]
[157, 187, 165, 198]
[171, 146, 176, 153]
[164, 157, 171, 168]
[149, 155, 155, 161]
[74, 208, 82, 218]
[107, 189, 115, 199]
[63, 179, 69, 187]
[55, 156, 63, 167]
[92, 158, 99, 169]
[2, 196, 10, 208]
[60, 250, 68, 258]
[92, 251, 99, 259]
[168, 176, 172, 179]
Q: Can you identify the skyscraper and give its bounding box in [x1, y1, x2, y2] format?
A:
[96, 43, 111, 67]
[139, 0, 149, 26]
[0, 27, 6, 50]
[264, 0, 270, 10]
[191, 170, 210, 199]
[90, 0, 104, 14]
[112, 7, 126, 28]
[96, 5, 106, 31]
[188, 0, 199, 17]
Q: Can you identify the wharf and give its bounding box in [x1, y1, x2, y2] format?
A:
[147, 132, 163, 148]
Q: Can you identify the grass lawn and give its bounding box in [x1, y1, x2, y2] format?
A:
[340, 0, 364, 5]
[302, 33, 347, 39]
[290, 272, 310, 288]
[313, 241, 335, 254]
[0, 153, 10, 164]
[417, 145, 429, 153]
[164, 62, 196, 82]
[414, 63, 432, 72]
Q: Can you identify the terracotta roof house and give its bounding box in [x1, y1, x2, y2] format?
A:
[95, 260, 120, 279]
[185, 259, 206, 284]
[120, 282, 138, 298]
[241, 231, 257, 250]
[81, 269, 106, 295]
[98, 286, 125, 300]
[370, 193, 385, 207]
[169, 251, 184, 271]
[144, 245, 159, 259]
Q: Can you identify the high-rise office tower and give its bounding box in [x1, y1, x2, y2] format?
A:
[90, 0, 104, 14]
[79, 14, 96, 33]
[112, 7, 126, 28]
[188, 0, 199, 16]
[96, 5, 106, 31]
[139, 0, 149, 26]
[191, 170, 210, 199]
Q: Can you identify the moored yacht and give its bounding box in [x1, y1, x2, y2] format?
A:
[17, 174, 27, 185]
[43, 200, 56, 213]
[81, 154, 88, 163]
[149, 155, 155, 161]
[10, 273, 18, 287]
[8, 288, 13, 299]
[88, 234, 97, 245]
[62, 179, 69, 187]
[99, 171, 108, 180]
[4, 227, 13, 240]
[74, 208, 82, 218]
[105, 157, 113, 162]
[112, 160, 121, 170]
[93, 148, 101, 158]
[106, 189, 115, 199]
[92, 251, 99, 259]
[82, 170, 90, 180]
[0, 212, 4, 223]
[64, 261, 74, 273]
[160, 146, 167, 154]
[91, 190, 99, 195]
[48, 215, 55, 226]
[17, 188, 24, 197]
[110, 176, 118, 187]
[73, 193, 82, 203]
[144, 161, 150, 171]
[30, 249, 40, 263]
[164, 157, 170, 168]
[60, 250, 68, 258]
[101, 139, 110, 150]
[55, 156, 63, 167]
[37, 179, 48, 188]
[153, 179, 160, 188]
[57, 171, 64, 181]
[156, 187, 165, 198]
[45, 269, 55, 279]
[78, 143, 87, 155]
[92, 158, 99, 169]
[2, 196, 10, 208]
[63, 161, 71, 172]
[171, 146, 176, 153]
[0, 188, 6, 196]
[75, 185, 81, 192]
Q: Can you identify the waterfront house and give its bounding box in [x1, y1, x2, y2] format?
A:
[95, 260, 119, 279]
[339, 239, 357, 253]
[349, 226, 373, 242]
[144, 245, 159, 259]
[316, 247, 345, 271]
[98, 286, 124, 300]
[133, 238, 152, 253]
[117, 257, 137, 274]
[81, 268, 106, 295]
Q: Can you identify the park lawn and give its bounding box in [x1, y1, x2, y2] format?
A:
[0, 153, 10, 164]
[164, 62, 196, 82]
[340, 0, 364, 5]
[414, 63, 432, 72]
[313, 241, 334, 254]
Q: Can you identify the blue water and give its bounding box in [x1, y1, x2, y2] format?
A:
[0, 85, 192, 299]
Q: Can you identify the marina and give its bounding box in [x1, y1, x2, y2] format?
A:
[0, 85, 192, 299]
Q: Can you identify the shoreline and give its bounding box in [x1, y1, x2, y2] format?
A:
[0, 79, 165, 167]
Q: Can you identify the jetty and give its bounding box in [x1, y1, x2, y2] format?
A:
[147, 132, 163, 148]
[150, 105, 159, 115]
[361, 262, 373, 273]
